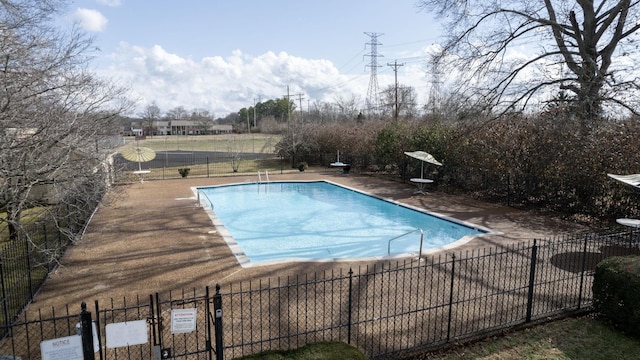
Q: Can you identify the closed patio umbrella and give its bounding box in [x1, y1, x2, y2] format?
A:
[121, 146, 156, 172]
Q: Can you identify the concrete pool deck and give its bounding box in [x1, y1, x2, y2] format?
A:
[31, 171, 588, 312]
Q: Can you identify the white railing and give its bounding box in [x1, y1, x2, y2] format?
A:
[387, 228, 424, 258]
[257, 170, 270, 183]
[197, 190, 215, 209]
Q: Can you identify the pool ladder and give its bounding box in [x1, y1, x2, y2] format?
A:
[197, 190, 214, 209]
[257, 170, 270, 183]
[387, 228, 424, 258]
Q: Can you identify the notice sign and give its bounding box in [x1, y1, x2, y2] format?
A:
[41, 335, 83, 360]
[171, 308, 197, 334]
[105, 320, 148, 348]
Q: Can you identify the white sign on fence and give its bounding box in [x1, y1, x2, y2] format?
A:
[40, 335, 83, 360]
[171, 308, 197, 334]
[105, 320, 148, 348]
[75, 320, 100, 353]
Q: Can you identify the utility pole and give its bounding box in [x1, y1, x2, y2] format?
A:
[295, 93, 305, 120]
[246, 107, 251, 133]
[388, 60, 404, 121]
[253, 98, 257, 128]
[283, 86, 293, 125]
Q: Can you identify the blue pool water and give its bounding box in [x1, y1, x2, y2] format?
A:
[198, 181, 485, 265]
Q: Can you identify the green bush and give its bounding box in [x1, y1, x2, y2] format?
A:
[593, 255, 640, 338]
[178, 168, 190, 178]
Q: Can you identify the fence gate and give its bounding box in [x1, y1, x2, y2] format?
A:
[93, 286, 223, 360]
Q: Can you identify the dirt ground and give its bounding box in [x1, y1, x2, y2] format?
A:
[29, 171, 588, 314]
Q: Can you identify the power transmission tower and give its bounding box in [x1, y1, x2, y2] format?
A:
[364, 32, 383, 116]
[428, 57, 442, 115]
[387, 60, 404, 121]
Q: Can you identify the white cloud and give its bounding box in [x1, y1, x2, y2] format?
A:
[73, 8, 108, 32]
[97, 0, 122, 6]
[102, 44, 367, 116]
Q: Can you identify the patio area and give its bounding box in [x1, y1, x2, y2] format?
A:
[30, 171, 588, 312]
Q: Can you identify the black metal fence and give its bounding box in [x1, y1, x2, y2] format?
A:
[0, 229, 638, 359]
[113, 152, 285, 182]
[0, 197, 101, 341]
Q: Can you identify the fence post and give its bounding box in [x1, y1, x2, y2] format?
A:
[577, 235, 590, 309]
[155, 292, 163, 351]
[94, 300, 104, 360]
[214, 284, 224, 360]
[150, 294, 158, 350]
[446, 253, 456, 342]
[207, 157, 210, 178]
[43, 224, 50, 272]
[80, 301, 95, 360]
[347, 268, 353, 344]
[205, 286, 213, 360]
[525, 240, 538, 323]
[0, 258, 9, 336]
[25, 235, 34, 301]
[506, 174, 511, 207]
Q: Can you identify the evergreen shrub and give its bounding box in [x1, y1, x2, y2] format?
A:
[593, 255, 640, 338]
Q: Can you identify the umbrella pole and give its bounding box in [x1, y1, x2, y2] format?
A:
[421, 162, 424, 179]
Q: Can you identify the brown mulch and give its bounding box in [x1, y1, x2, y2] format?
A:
[30, 171, 589, 314]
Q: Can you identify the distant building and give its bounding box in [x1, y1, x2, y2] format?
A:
[209, 124, 233, 134]
[152, 120, 171, 135]
[123, 120, 233, 136]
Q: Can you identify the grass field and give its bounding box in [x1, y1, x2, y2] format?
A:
[0, 207, 49, 241]
[116, 134, 288, 181]
[424, 315, 640, 359]
[230, 315, 640, 359]
[121, 133, 281, 154]
[118, 158, 294, 182]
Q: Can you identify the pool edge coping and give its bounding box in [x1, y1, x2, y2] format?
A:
[191, 179, 502, 268]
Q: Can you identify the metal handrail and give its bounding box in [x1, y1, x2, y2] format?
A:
[387, 228, 424, 258]
[198, 190, 215, 209]
[257, 170, 270, 183]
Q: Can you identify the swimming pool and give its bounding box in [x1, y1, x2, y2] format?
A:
[197, 181, 487, 266]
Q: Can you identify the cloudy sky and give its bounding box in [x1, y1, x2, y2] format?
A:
[63, 0, 442, 117]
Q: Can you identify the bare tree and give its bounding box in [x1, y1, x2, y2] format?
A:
[166, 106, 188, 120]
[418, 0, 640, 119]
[333, 95, 362, 122]
[225, 135, 246, 172]
[139, 102, 161, 136]
[190, 108, 214, 134]
[0, 0, 131, 242]
[381, 85, 419, 120]
[276, 120, 313, 168]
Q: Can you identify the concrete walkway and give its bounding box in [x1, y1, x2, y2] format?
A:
[31, 172, 587, 313]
